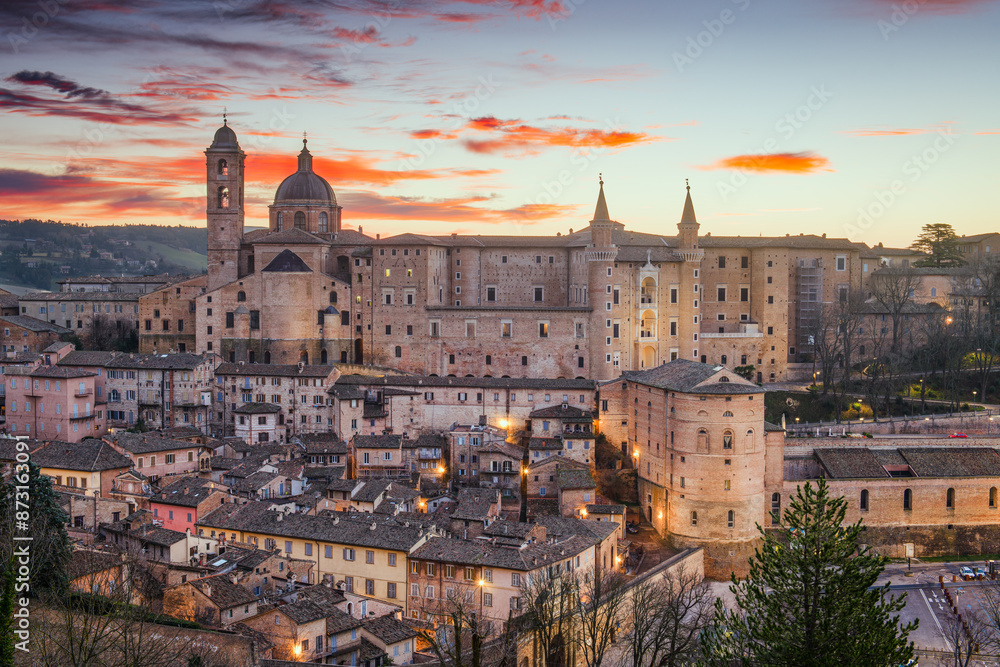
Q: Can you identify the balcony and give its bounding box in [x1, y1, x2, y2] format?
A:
[74, 388, 93, 398]
[69, 412, 95, 420]
[639, 289, 656, 305]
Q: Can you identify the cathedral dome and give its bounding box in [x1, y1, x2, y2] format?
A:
[274, 139, 336, 204]
[210, 121, 239, 149]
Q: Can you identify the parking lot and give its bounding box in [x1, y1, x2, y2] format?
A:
[877, 560, 1000, 664]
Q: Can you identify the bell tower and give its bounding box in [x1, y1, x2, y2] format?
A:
[206, 116, 245, 291]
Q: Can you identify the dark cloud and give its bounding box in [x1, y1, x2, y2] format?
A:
[8, 70, 108, 98]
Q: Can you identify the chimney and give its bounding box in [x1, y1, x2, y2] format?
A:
[229, 572, 238, 585]
[276, 512, 283, 522]
[202, 582, 212, 597]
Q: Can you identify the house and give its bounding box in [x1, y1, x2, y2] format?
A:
[528, 403, 596, 466]
[0, 315, 71, 355]
[67, 547, 130, 599]
[103, 432, 213, 482]
[163, 573, 259, 626]
[233, 403, 281, 444]
[149, 477, 230, 534]
[449, 488, 501, 539]
[525, 457, 597, 518]
[352, 434, 409, 478]
[30, 438, 131, 497]
[197, 502, 440, 612]
[4, 366, 104, 441]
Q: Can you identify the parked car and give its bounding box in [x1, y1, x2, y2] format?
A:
[950, 433, 969, 438]
[961, 566, 975, 580]
[976, 568, 987, 580]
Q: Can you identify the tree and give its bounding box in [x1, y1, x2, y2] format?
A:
[0, 461, 71, 599]
[623, 564, 712, 667]
[519, 568, 574, 667]
[416, 583, 494, 667]
[911, 222, 966, 268]
[572, 563, 629, 667]
[868, 265, 920, 354]
[699, 478, 917, 667]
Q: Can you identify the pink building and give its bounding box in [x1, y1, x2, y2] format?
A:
[149, 477, 229, 534]
[4, 366, 104, 442]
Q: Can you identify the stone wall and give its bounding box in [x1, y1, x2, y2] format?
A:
[789, 410, 999, 437]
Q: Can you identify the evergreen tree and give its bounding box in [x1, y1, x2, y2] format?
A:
[700, 479, 916, 667]
[911, 222, 966, 267]
[0, 462, 72, 600]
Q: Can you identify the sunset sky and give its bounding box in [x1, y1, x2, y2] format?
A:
[1, 0, 998, 247]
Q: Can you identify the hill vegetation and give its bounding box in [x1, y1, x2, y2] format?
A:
[0, 219, 207, 291]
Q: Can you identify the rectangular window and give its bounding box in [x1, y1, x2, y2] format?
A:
[717, 287, 726, 302]
[500, 321, 512, 338]
[533, 287, 543, 302]
[538, 321, 549, 338]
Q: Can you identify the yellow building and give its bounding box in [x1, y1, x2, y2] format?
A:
[196, 503, 439, 613]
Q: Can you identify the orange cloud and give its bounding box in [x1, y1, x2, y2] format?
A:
[340, 191, 577, 224]
[460, 116, 660, 156]
[700, 152, 832, 174]
[842, 125, 952, 137]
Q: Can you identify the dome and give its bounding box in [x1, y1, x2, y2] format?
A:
[210, 121, 239, 150]
[273, 139, 336, 205]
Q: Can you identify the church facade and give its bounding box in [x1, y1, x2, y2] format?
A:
[144, 123, 868, 383]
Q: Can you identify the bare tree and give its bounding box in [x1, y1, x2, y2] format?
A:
[519, 568, 575, 667]
[417, 583, 496, 667]
[941, 605, 993, 667]
[868, 266, 919, 354]
[622, 565, 713, 667]
[573, 562, 629, 667]
[29, 546, 207, 667]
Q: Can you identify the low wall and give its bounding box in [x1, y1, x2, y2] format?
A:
[788, 409, 998, 437]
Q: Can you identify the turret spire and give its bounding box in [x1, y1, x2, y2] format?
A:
[592, 173, 610, 222]
[680, 178, 697, 224]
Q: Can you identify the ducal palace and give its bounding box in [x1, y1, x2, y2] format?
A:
[139, 121, 875, 383]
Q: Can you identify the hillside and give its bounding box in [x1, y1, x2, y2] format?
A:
[0, 219, 207, 291]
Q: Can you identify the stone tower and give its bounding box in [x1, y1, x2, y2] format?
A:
[206, 118, 245, 291]
[676, 181, 703, 361]
[586, 176, 621, 380]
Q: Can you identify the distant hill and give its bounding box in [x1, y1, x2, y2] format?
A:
[0, 219, 207, 291]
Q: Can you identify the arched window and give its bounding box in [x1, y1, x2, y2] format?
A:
[217, 159, 228, 175]
[237, 291, 246, 302]
[299, 351, 308, 365]
[276, 212, 283, 231]
[294, 211, 306, 229]
[320, 349, 328, 364]
[727, 510, 734, 528]
[719, 376, 730, 382]
[690, 511, 697, 526]
[746, 429, 755, 452]
[947, 488, 955, 509]
[903, 488, 912, 511]
[318, 211, 328, 233]
[697, 429, 708, 452]
[217, 186, 229, 209]
[109, 389, 121, 402]
[330, 291, 337, 304]
[723, 411, 734, 417]
[860, 489, 869, 512]
[722, 430, 733, 450]
[395, 346, 402, 358]
[991, 487, 998, 509]
[263, 350, 271, 364]
[248, 350, 255, 364]
[771, 492, 781, 524]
